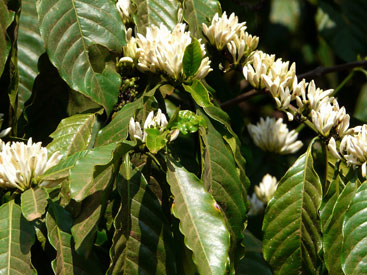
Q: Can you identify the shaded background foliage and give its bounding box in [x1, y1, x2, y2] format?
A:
[0, 0, 366, 274]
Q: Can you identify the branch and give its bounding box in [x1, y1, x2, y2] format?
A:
[297, 60, 367, 80]
[220, 88, 265, 109]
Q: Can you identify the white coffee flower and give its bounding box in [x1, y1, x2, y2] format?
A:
[311, 98, 349, 137]
[336, 125, 367, 177]
[129, 109, 179, 143]
[0, 113, 11, 138]
[120, 28, 138, 63]
[255, 174, 278, 204]
[273, 86, 294, 120]
[248, 193, 264, 216]
[202, 12, 247, 50]
[116, 0, 134, 23]
[295, 80, 334, 110]
[0, 138, 62, 191]
[243, 50, 276, 89]
[227, 30, 259, 65]
[136, 23, 212, 80]
[247, 117, 303, 154]
[262, 59, 296, 98]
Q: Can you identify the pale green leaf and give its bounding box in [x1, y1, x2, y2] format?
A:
[183, 80, 212, 107]
[21, 187, 49, 221]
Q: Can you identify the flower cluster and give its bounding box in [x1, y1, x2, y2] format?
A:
[247, 117, 303, 154]
[129, 109, 179, 142]
[203, 12, 259, 65]
[0, 138, 62, 191]
[135, 23, 212, 81]
[116, 0, 134, 24]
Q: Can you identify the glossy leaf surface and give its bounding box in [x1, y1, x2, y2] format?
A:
[263, 140, 322, 274]
[166, 159, 230, 275]
[37, 0, 125, 115]
[183, 38, 202, 77]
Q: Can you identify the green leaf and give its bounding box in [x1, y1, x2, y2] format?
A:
[145, 128, 168, 154]
[108, 157, 177, 274]
[17, 0, 45, 116]
[183, 38, 203, 78]
[166, 159, 230, 275]
[0, 0, 13, 76]
[199, 112, 247, 249]
[71, 164, 113, 252]
[21, 187, 49, 221]
[183, 0, 221, 39]
[47, 113, 97, 156]
[354, 83, 367, 122]
[183, 79, 212, 107]
[269, 0, 300, 32]
[36, 0, 126, 115]
[69, 143, 118, 201]
[0, 201, 35, 274]
[342, 181, 367, 274]
[323, 179, 357, 275]
[46, 202, 101, 274]
[169, 109, 206, 134]
[133, 0, 179, 35]
[262, 139, 322, 274]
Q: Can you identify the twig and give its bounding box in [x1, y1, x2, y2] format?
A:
[297, 60, 367, 80]
[220, 88, 264, 109]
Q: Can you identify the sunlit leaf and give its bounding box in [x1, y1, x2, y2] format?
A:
[263, 138, 322, 274]
[183, 38, 202, 78]
[21, 186, 49, 221]
[0, 201, 35, 274]
[183, 79, 212, 107]
[166, 159, 230, 275]
[37, 0, 126, 115]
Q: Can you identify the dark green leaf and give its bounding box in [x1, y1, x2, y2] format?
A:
[0, 0, 13, 76]
[183, 0, 221, 39]
[323, 179, 357, 275]
[199, 112, 247, 249]
[0, 201, 35, 274]
[262, 138, 322, 274]
[17, 0, 45, 116]
[21, 186, 49, 221]
[183, 79, 212, 107]
[166, 159, 230, 275]
[183, 38, 203, 78]
[108, 158, 177, 274]
[133, 0, 179, 35]
[37, 0, 126, 115]
[47, 113, 97, 156]
[342, 181, 367, 274]
[69, 143, 118, 201]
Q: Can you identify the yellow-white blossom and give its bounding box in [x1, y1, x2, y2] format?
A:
[120, 28, 138, 63]
[129, 109, 178, 142]
[243, 50, 276, 89]
[202, 12, 247, 50]
[116, 0, 134, 23]
[311, 98, 349, 137]
[248, 193, 264, 216]
[227, 30, 259, 65]
[295, 80, 334, 110]
[255, 174, 278, 204]
[0, 138, 62, 191]
[247, 117, 303, 154]
[136, 23, 212, 80]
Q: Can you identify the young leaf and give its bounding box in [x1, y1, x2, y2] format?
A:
[342, 181, 367, 274]
[183, 79, 212, 107]
[21, 187, 49, 221]
[323, 179, 357, 275]
[145, 128, 168, 154]
[47, 113, 97, 156]
[17, 0, 45, 117]
[169, 110, 206, 134]
[133, 0, 179, 35]
[166, 159, 230, 275]
[36, 0, 126, 115]
[0, 201, 35, 274]
[262, 138, 322, 274]
[183, 38, 203, 78]
[108, 158, 177, 274]
[183, 0, 221, 39]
